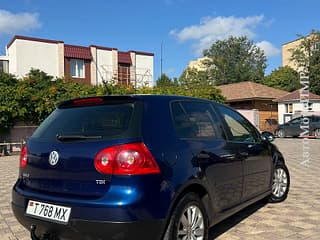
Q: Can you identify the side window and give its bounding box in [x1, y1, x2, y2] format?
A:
[70, 59, 85, 78]
[313, 116, 320, 122]
[216, 105, 259, 143]
[289, 118, 301, 124]
[171, 101, 223, 139]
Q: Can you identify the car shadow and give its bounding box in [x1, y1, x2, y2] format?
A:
[209, 200, 267, 239]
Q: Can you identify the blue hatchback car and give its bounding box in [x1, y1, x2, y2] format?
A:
[12, 95, 290, 240]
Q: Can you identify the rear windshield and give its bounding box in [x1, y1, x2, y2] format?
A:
[31, 101, 142, 141]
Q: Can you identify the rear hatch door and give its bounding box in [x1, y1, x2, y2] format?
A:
[21, 97, 142, 198]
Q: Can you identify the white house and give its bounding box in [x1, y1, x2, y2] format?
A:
[0, 35, 154, 87]
[274, 89, 320, 124]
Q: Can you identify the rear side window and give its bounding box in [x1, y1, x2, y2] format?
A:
[215, 104, 259, 143]
[171, 101, 223, 139]
[32, 102, 142, 141]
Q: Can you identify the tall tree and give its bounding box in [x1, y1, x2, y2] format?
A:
[156, 73, 174, 87]
[203, 36, 267, 85]
[261, 66, 300, 92]
[290, 30, 320, 95]
[0, 73, 19, 133]
[175, 67, 224, 101]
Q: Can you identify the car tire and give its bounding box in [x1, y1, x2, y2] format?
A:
[163, 193, 208, 240]
[277, 129, 286, 138]
[313, 128, 320, 137]
[269, 162, 290, 203]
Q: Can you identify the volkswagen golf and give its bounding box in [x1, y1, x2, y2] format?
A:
[12, 95, 290, 240]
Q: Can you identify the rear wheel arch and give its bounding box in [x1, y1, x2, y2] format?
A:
[162, 183, 213, 239]
[170, 183, 211, 218]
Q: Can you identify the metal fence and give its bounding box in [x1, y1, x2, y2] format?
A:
[0, 123, 38, 156]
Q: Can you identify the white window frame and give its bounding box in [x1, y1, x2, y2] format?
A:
[285, 103, 293, 113]
[0, 60, 9, 73]
[70, 59, 85, 78]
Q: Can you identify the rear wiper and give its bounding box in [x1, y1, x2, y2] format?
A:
[56, 134, 102, 141]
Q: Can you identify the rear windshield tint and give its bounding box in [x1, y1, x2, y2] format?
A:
[31, 101, 142, 141]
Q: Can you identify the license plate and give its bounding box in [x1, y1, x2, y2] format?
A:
[26, 200, 71, 224]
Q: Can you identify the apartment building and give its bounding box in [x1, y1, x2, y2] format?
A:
[282, 38, 302, 70]
[187, 57, 209, 71]
[0, 35, 154, 87]
[282, 33, 319, 71]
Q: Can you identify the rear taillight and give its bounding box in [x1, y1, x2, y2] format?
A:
[20, 145, 28, 168]
[94, 142, 160, 175]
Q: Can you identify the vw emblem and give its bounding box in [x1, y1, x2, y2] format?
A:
[49, 151, 59, 166]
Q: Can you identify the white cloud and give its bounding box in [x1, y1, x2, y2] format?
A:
[256, 41, 280, 57]
[170, 15, 266, 55]
[0, 9, 41, 35]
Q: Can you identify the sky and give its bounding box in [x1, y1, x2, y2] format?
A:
[0, 0, 320, 82]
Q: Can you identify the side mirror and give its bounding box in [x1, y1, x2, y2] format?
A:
[261, 131, 275, 142]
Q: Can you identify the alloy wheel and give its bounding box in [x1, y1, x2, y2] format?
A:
[277, 129, 284, 138]
[272, 168, 288, 198]
[177, 205, 204, 240]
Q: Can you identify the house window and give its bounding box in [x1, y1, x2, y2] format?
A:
[70, 59, 85, 78]
[302, 102, 313, 111]
[0, 60, 8, 73]
[118, 63, 130, 85]
[285, 103, 293, 113]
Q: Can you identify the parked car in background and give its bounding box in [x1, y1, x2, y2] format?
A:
[12, 95, 290, 240]
[275, 115, 320, 138]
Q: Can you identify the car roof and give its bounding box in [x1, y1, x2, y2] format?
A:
[57, 94, 216, 108]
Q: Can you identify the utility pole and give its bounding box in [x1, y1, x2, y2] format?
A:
[160, 41, 163, 78]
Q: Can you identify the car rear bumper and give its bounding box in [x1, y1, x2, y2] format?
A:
[12, 181, 168, 240]
[12, 200, 165, 240]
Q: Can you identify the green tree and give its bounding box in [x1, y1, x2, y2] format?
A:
[156, 73, 174, 87]
[203, 36, 267, 85]
[290, 30, 320, 95]
[15, 69, 98, 124]
[0, 73, 19, 133]
[143, 85, 224, 102]
[261, 66, 300, 92]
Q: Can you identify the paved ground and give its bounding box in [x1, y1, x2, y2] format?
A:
[0, 138, 319, 239]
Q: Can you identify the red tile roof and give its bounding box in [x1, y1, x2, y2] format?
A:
[90, 45, 117, 51]
[64, 44, 92, 60]
[118, 52, 132, 64]
[274, 89, 320, 102]
[216, 81, 288, 102]
[7, 36, 154, 61]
